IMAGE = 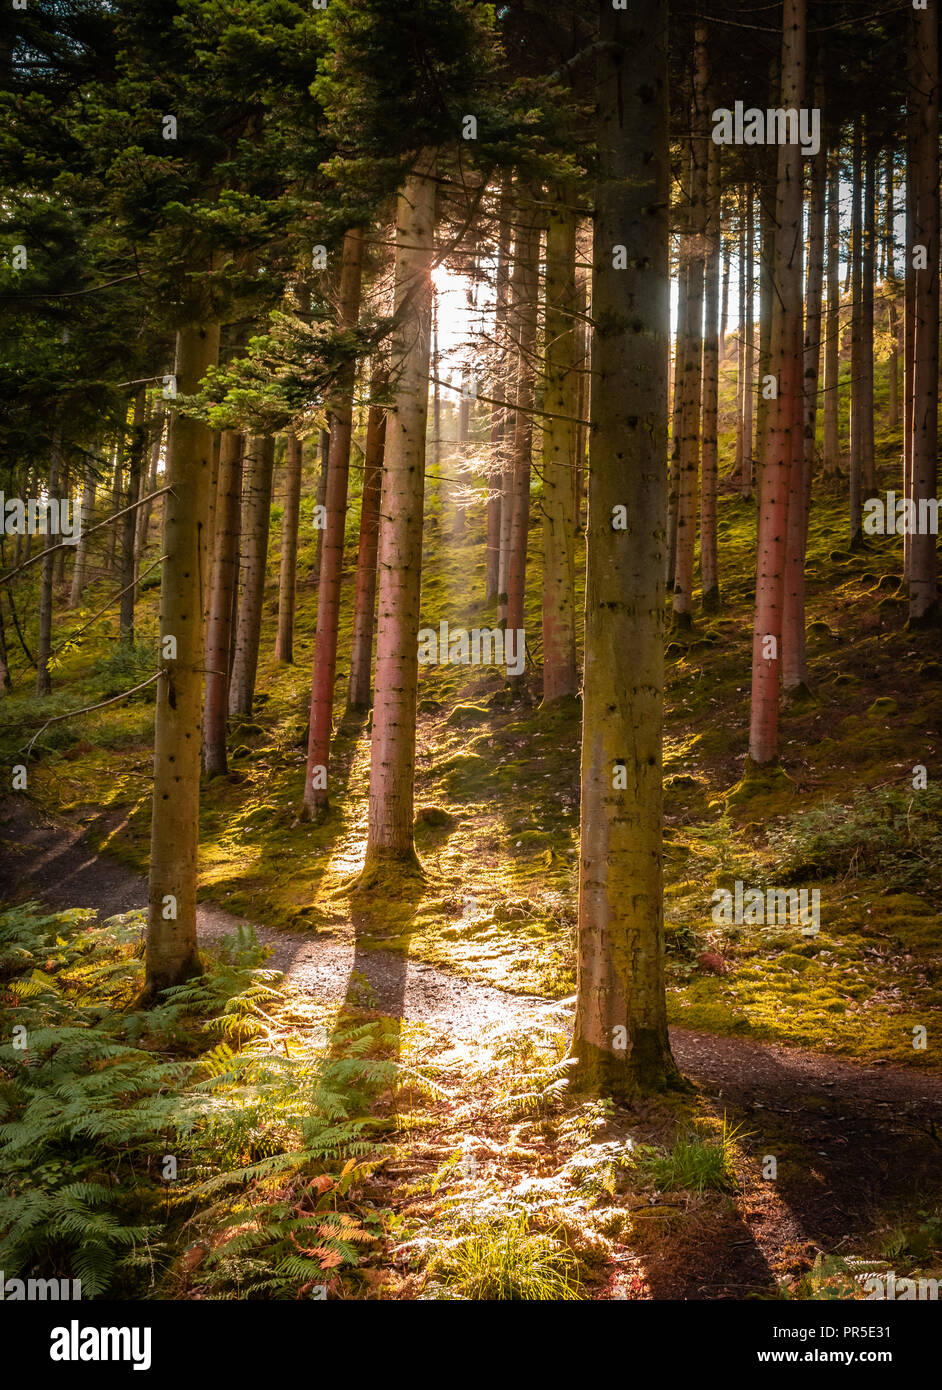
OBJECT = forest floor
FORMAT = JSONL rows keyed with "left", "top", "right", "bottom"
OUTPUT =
{"left": 3, "top": 390, "right": 942, "bottom": 1296}
{"left": 2, "top": 793, "right": 942, "bottom": 1299}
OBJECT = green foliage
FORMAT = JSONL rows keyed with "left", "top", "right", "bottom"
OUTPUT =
{"left": 879, "top": 1209, "right": 942, "bottom": 1263}
{"left": 778, "top": 1253, "right": 882, "bottom": 1301}
{"left": 767, "top": 784, "right": 942, "bottom": 893}
{"left": 0, "top": 904, "right": 390, "bottom": 1298}
{"left": 628, "top": 1117, "right": 746, "bottom": 1195}
{"left": 425, "top": 1209, "right": 580, "bottom": 1301}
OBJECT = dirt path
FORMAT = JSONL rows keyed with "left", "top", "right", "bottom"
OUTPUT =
{"left": 3, "top": 796, "right": 942, "bottom": 1298}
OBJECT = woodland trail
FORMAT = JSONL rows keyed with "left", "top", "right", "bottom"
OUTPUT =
{"left": 3, "top": 795, "right": 942, "bottom": 1297}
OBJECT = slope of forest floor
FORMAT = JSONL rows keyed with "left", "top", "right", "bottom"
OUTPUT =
{"left": 2, "top": 796, "right": 942, "bottom": 1299}
{"left": 2, "top": 398, "right": 942, "bottom": 1297}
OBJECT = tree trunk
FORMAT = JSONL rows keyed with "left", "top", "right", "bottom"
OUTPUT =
{"left": 362, "top": 160, "right": 436, "bottom": 876}
{"left": 348, "top": 368, "right": 388, "bottom": 712}
{"left": 309, "top": 426, "right": 328, "bottom": 581}
{"left": 861, "top": 129, "right": 877, "bottom": 497}
{"left": 503, "top": 205, "right": 540, "bottom": 644}
{"left": 541, "top": 187, "right": 578, "bottom": 702}
{"left": 823, "top": 149, "right": 842, "bottom": 476}
{"left": 144, "top": 320, "right": 219, "bottom": 997}
{"left": 35, "top": 428, "right": 62, "bottom": 696}
{"left": 107, "top": 435, "right": 123, "bottom": 574}
{"left": 486, "top": 179, "right": 512, "bottom": 601}
{"left": 54, "top": 463, "right": 68, "bottom": 587}
{"left": 783, "top": 115, "right": 825, "bottom": 696}
{"left": 755, "top": 154, "right": 776, "bottom": 488}
{"left": 700, "top": 133, "right": 721, "bottom": 610}
{"left": 452, "top": 382, "right": 471, "bottom": 539}
{"left": 572, "top": 0, "right": 678, "bottom": 1098}
{"left": 119, "top": 388, "right": 148, "bottom": 645}
{"left": 904, "top": 49, "right": 917, "bottom": 582}
{"left": 304, "top": 226, "right": 365, "bottom": 816}
{"left": 137, "top": 413, "right": 165, "bottom": 570}
{"left": 202, "top": 429, "right": 243, "bottom": 777}
{"left": 0, "top": 591, "right": 10, "bottom": 694}
{"left": 68, "top": 475, "right": 96, "bottom": 608}
{"left": 431, "top": 291, "right": 442, "bottom": 512}
{"left": 673, "top": 35, "right": 709, "bottom": 626}
{"left": 885, "top": 151, "right": 900, "bottom": 431}
{"left": 743, "top": 183, "right": 756, "bottom": 496}
{"left": 735, "top": 198, "right": 746, "bottom": 484}
{"left": 748, "top": 0, "right": 805, "bottom": 768}
{"left": 228, "top": 434, "right": 274, "bottom": 718}
{"left": 849, "top": 118, "right": 864, "bottom": 544}
{"left": 666, "top": 255, "right": 687, "bottom": 587}
{"left": 574, "top": 265, "right": 590, "bottom": 525}
{"left": 719, "top": 214, "right": 730, "bottom": 356}
{"left": 274, "top": 431, "right": 304, "bottom": 663}
{"left": 909, "top": 0, "right": 940, "bottom": 624}
{"left": 135, "top": 411, "right": 161, "bottom": 582}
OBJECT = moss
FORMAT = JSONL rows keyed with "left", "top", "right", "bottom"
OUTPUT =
{"left": 867, "top": 697, "right": 899, "bottom": 718}
{"left": 414, "top": 805, "right": 455, "bottom": 828}
{"left": 445, "top": 703, "right": 491, "bottom": 728}
{"left": 725, "top": 763, "right": 794, "bottom": 811}
{"left": 14, "top": 411, "right": 942, "bottom": 1083}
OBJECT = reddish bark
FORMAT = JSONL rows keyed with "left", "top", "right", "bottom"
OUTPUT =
{"left": 503, "top": 207, "right": 540, "bottom": 645}
{"left": 347, "top": 367, "right": 388, "bottom": 712}
{"left": 700, "top": 133, "right": 721, "bottom": 610}
{"left": 363, "top": 160, "right": 436, "bottom": 874}
{"left": 202, "top": 429, "right": 244, "bottom": 777}
{"left": 748, "top": 0, "right": 806, "bottom": 767}
{"left": 909, "top": 0, "right": 940, "bottom": 624}
{"left": 304, "top": 226, "right": 365, "bottom": 815}
{"left": 228, "top": 434, "right": 275, "bottom": 719}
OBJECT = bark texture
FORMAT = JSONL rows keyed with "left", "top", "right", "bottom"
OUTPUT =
{"left": 347, "top": 367, "right": 388, "bottom": 712}
{"left": 304, "top": 226, "right": 365, "bottom": 815}
{"left": 145, "top": 321, "right": 219, "bottom": 995}
{"left": 228, "top": 434, "right": 275, "bottom": 719}
{"left": 363, "top": 161, "right": 436, "bottom": 873}
{"left": 274, "top": 431, "right": 304, "bottom": 664}
{"left": 748, "top": 0, "right": 806, "bottom": 767}
{"left": 909, "top": 0, "right": 940, "bottom": 624}
{"left": 202, "top": 429, "right": 243, "bottom": 776}
{"left": 572, "top": 0, "right": 678, "bottom": 1097}
{"left": 541, "top": 189, "right": 579, "bottom": 702}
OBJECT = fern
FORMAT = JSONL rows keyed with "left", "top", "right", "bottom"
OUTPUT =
{"left": 0, "top": 904, "right": 392, "bottom": 1299}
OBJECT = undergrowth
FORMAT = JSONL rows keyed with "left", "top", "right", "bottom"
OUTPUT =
{"left": 0, "top": 901, "right": 391, "bottom": 1298}
{"left": 767, "top": 784, "right": 942, "bottom": 893}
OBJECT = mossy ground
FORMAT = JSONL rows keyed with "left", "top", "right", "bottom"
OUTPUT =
{"left": 4, "top": 356, "right": 942, "bottom": 1070}
{"left": 4, "top": 350, "right": 942, "bottom": 1295}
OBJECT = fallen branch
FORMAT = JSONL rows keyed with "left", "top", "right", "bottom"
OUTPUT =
{"left": 53, "top": 554, "right": 167, "bottom": 655}
{"left": 0, "top": 487, "right": 171, "bottom": 587}
{"left": 22, "top": 670, "right": 163, "bottom": 757}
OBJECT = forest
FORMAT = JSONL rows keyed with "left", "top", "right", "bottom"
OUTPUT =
{"left": 0, "top": 0, "right": 941, "bottom": 1349}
